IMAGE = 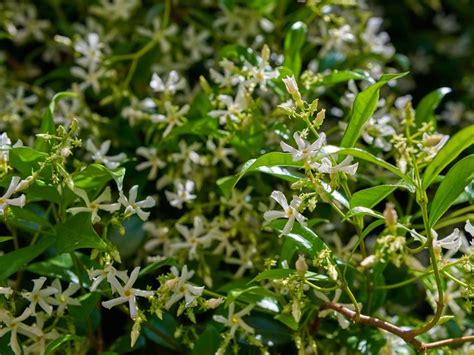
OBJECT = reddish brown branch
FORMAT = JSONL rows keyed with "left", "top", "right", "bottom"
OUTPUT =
{"left": 321, "top": 303, "right": 473, "bottom": 351}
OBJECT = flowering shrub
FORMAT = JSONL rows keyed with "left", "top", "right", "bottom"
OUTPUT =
{"left": 0, "top": 1, "right": 473, "bottom": 354}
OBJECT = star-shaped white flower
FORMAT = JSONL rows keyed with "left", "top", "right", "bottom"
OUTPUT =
{"left": 21, "top": 277, "right": 57, "bottom": 315}
{"left": 119, "top": 185, "right": 155, "bottom": 221}
{"left": 165, "top": 180, "right": 196, "bottom": 209}
{"left": 164, "top": 265, "right": 204, "bottom": 310}
{"left": 48, "top": 279, "right": 81, "bottom": 316}
{"left": 280, "top": 132, "right": 326, "bottom": 162}
{"left": 86, "top": 139, "right": 127, "bottom": 169}
{"left": 213, "top": 302, "right": 254, "bottom": 336}
{"left": 263, "top": 191, "right": 306, "bottom": 236}
{"left": 101, "top": 267, "right": 154, "bottom": 319}
{"left": 67, "top": 187, "right": 121, "bottom": 223}
{"left": 0, "top": 176, "right": 26, "bottom": 215}
{"left": 0, "top": 308, "right": 42, "bottom": 355}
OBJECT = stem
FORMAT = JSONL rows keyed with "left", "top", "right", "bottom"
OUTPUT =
{"left": 321, "top": 303, "right": 474, "bottom": 351}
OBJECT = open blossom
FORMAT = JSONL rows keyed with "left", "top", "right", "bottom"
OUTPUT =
{"left": 312, "top": 156, "right": 358, "bottom": 176}
{"left": 165, "top": 180, "right": 196, "bottom": 209}
{"left": 152, "top": 101, "right": 189, "bottom": 137}
{"left": 21, "top": 277, "right": 57, "bottom": 315}
{"left": 88, "top": 264, "right": 129, "bottom": 292}
{"left": 48, "top": 280, "right": 81, "bottom": 316}
{"left": 164, "top": 265, "right": 204, "bottom": 310}
{"left": 263, "top": 191, "right": 306, "bottom": 236}
{"left": 171, "top": 141, "right": 202, "bottom": 174}
{"left": 136, "top": 146, "right": 166, "bottom": 180}
{"left": 74, "top": 32, "right": 104, "bottom": 68}
{"left": 119, "top": 185, "right": 155, "bottom": 221}
{"left": 206, "top": 139, "right": 235, "bottom": 168}
{"left": 86, "top": 139, "right": 127, "bottom": 169}
{"left": 0, "top": 308, "right": 42, "bottom": 355}
{"left": 102, "top": 267, "right": 154, "bottom": 319}
{"left": 172, "top": 216, "right": 215, "bottom": 259}
{"left": 67, "top": 187, "right": 121, "bottom": 223}
{"left": 208, "top": 85, "right": 249, "bottom": 124}
{"left": 21, "top": 312, "right": 59, "bottom": 355}
{"left": 280, "top": 132, "right": 326, "bottom": 161}
{"left": 210, "top": 58, "right": 243, "bottom": 87}
{"left": 224, "top": 243, "right": 257, "bottom": 278}
{"left": 150, "top": 70, "right": 185, "bottom": 94}
{"left": 0, "top": 176, "right": 26, "bottom": 215}
{"left": 213, "top": 303, "right": 254, "bottom": 336}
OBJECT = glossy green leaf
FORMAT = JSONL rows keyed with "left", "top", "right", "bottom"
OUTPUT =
{"left": 54, "top": 213, "right": 108, "bottom": 253}
{"left": 73, "top": 164, "right": 126, "bottom": 192}
{"left": 274, "top": 313, "right": 299, "bottom": 331}
{"left": 350, "top": 184, "right": 405, "bottom": 209}
{"left": 423, "top": 125, "right": 474, "bottom": 189}
{"left": 218, "top": 152, "right": 303, "bottom": 197}
{"left": 9, "top": 146, "right": 48, "bottom": 176}
{"left": 308, "top": 70, "right": 369, "bottom": 88}
{"left": 45, "top": 334, "right": 79, "bottom": 354}
{"left": 0, "top": 236, "right": 55, "bottom": 281}
{"left": 415, "top": 87, "right": 451, "bottom": 127}
{"left": 250, "top": 268, "right": 296, "bottom": 283}
{"left": 283, "top": 21, "right": 307, "bottom": 77}
{"left": 35, "top": 92, "right": 76, "bottom": 152}
{"left": 191, "top": 325, "right": 220, "bottom": 355}
{"left": 341, "top": 72, "right": 408, "bottom": 148}
{"left": 270, "top": 220, "right": 330, "bottom": 257}
{"left": 226, "top": 286, "right": 282, "bottom": 312}
{"left": 326, "top": 146, "right": 414, "bottom": 186}
{"left": 429, "top": 154, "right": 474, "bottom": 227}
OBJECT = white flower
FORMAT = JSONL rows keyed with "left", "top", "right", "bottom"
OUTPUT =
{"left": 137, "top": 18, "right": 178, "bottom": 53}
{"left": 21, "top": 312, "right": 59, "bottom": 355}
{"left": 312, "top": 156, "right": 358, "bottom": 176}
{"left": 282, "top": 75, "right": 299, "bottom": 96}
{"left": 48, "top": 280, "right": 81, "bottom": 316}
{"left": 150, "top": 71, "right": 185, "bottom": 94}
{"left": 361, "top": 17, "right": 395, "bottom": 58}
{"left": 164, "top": 265, "right": 204, "bottom": 310}
{"left": 182, "top": 27, "right": 212, "bottom": 61}
{"left": 86, "top": 139, "right": 127, "bottom": 169}
{"left": 224, "top": 243, "right": 256, "bottom": 278}
{"left": 210, "top": 59, "right": 244, "bottom": 87}
{"left": 74, "top": 32, "right": 104, "bottom": 68}
{"left": 0, "top": 287, "right": 13, "bottom": 298}
{"left": 0, "top": 176, "right": 26, "bottom": 215}
{"left": 433, "top": 228, "right": 462, "bottom": 253}
{"left": 0, "top": 308, "right": 41, "bottom": 355}
{"left": 280, "top": 132, "right": 326, "bottom": 161}
{"left": 119, "top": 185, "right": 155, "bottom": 221}
{"left": 206, "top": 139, "right": 235, "bottom": 168}
{"left": 136, "top": 146, "right": 166, "bottom": 180}
{"left": 0, "top": 132, "right": 22, "bottom": 168}
{"left": 263, "top": 191, "right": 306, "bottom": 236}
{"left": 22, "top": 277, "right": 57, "bottom": 315}
{"left": 67, "top": 187, "right": 121, "bottom": 223}
{"left": 165, "top": 180, "right": 196, "bottom": 209}
{"left": 102, "top": 267, "right": 154, "bottom": 319}
{"left": 88, "top": 264, "right": 129, "bottom": 292}
{"left": 465, "top": 220, "right": 474, "bottom": 236}
{"left": 143, "top": 224, "right": 170, "bottom": 253}
{"left": 71, "top": 65, "right": 106, "bottom": 93}
{"left": 361, "top": 115, "right": 396, "bottom": 151}
{"left": 172, "top": 216, "right": 214, "bottom": 260}
{"left": 171, "top": 141, "right": 202, "bottom": 174}
{"left": 222, "top": 186, "right": 253, "bottom": 218}
{"left": 208, "top": 85, "right": 249, "bottom": 124}
{"left": 5, "top": 87, "right": 38, "bottom": 116}
{"left": 152, "top": 101, "right": 189, "bottom": 137}
{"left": 213, "top": 303, "right": 254, "bottom": 336}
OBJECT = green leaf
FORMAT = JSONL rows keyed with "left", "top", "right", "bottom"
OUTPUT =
{"left": 350, "top": 184, "right": 405, "bottom": 209}
{"left": 9, "top": 147, "right": 48, "bottom": 176}
{"left": 0, "top": 236, "right": 14, "bottom": 243}
{"left": 27, "top": 253, "right": 81, "bottom": 283}
{"left": 341, "top": 72, "right": 408, "bottom": 148}
{"left": 250, "top": 269, "right": 296, "bottom": 283}
{"left": 45, "top": 334, "right": 79, "bottom": 354}
{"left": 270, "top": 220, "right": 330, "bottom": 258}
{"left": 0, "top": 236, "right": 55, "bottom": 281}
{"left": 73, "top": 164, "right": 125, "bottom": 192}
{"left": 326, "top": 146, "right": 414, "bottom": 186}
{"left": 54, "top": 213, "right": 108, "bottom": 253}
{"left": 308, "top": 70, "right": 369, "bottom": 89}
{"left": 429, "top": 154, "right": 474, "bottom": 227}
{"left": 226, "top": 286, "right": 282, "bottom": 312}
{"left": 218, "top": 152, "right": 303, "bottom": 197}
{"left": 139, "top": 257, "right": 178, "bottom": 277}
{"left": 415, "top": 87, "right": 451, "bottom": 127}
{"left": 191, "top": 325, "right": 220, "bottom": 355}
{"left": 274, "top": 313, "right": 299, "bottom": 331}
{"left": 423, "top": 125, "right": 474, "bottom": 189}
{"left": 35, "top": 92, "right": 76, "bottom": 152}
{"left": 283, "top": 21, "right": 307, "bottom": 77}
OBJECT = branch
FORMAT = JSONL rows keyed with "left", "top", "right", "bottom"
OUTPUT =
{"left": 321, "top": 303, "right": 473, "bottom": 351}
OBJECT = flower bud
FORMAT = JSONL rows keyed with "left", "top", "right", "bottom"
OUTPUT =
{"left": 295, "top": 255, "right": 308, "bottom": 276}
{"left": 383, "top": 202, "right": 398, "bottom": 233}
{"left": 292, "top": 300, "right": 301, "bottom": 322}
{"left": 205, "top": 298, "right": 224, "bottom": 309}
{"left": 282, "top": 76, "right": 299, "bottom": 96}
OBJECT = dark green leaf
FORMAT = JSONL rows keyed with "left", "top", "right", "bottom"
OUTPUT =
{"left": 54, "top": 213, "right": 108, "bottom": 253}
{"left": 429, "top": 154, "right": 474, "bottom": 227}
{"left": 73, "top": 164, "right": 125, "bottom": 193}
{"left": 423, "top": 125, "right": 474, "bottom": 189}
{"left": 191, "top": 325, "right": 220, "bottom": 355}
{"left": 139, "top": 257, "right": 178, "bottom": 277}
{"left": 415, "top": 87, "right": 451, "bottom": 127}
{"left": 0, "top": 236, "right": 55, "bottom": 281}
{"left": 341, "top": 72, "right": 408, "bottom": 148}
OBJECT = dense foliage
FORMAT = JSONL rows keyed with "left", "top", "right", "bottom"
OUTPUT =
{"left": 0, "top": 0, "right": 472, "bottom": 354}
